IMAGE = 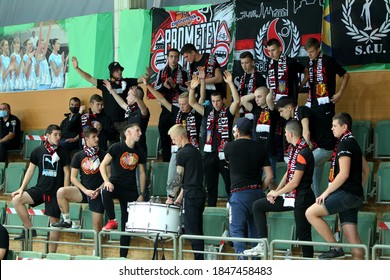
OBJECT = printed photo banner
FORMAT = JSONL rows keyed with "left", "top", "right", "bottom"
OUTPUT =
{"left": 149, "top": 1, "right": 235, "bottom": 98}
{"left": 329, "top": 0, "right": 390, "bottom": 66}
{"left": 0, "top": 21, "right": 69, "bottom": 92}
{"left": 233, "top": 0, "right": 323, "bottom": 80}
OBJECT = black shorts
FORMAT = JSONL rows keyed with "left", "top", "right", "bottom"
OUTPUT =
{"left": 78, "top": 188, "right": 104, "bottom": 214}
{"left": 26, "top": 186, "right": 61, "bottom": 219}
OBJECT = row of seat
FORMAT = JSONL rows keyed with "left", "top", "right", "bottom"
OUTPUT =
{"left": 5, "top": 209, "right": 390, "bottom": 260}
{"left": 8, "top": 250, "right": 124, "bottom": 260}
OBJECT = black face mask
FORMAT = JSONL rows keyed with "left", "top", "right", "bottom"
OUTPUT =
{"left": 69, "top": 107, "right": 79, "bottom": 114}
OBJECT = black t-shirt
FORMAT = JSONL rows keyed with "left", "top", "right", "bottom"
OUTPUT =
{"left": 71, "top": 149, "right": 107, "bottom": 190}
{"left": 251, "top": 105, "right": 278, "bottom": 151}
{"left": 30, "top": 145, "right": 70, "bottom": 193}
{"left": 190, "top": 53, "right": 224, "bottom": 100}
{"left": 335, "top": 138, "right": 363, "bottom": 197}
{"left": 176, "top": 143, "right": 206, "bottom": 198}
{"left": 297, "top": 106, "right": 335, "bottom": 150}
{"left": 0, "top": 224, "right": 9, "bottom": 259}
{"left": 97, "top": 78, "right": 138, "bottom": 122}
{"left": 60, "top": 114, "right": 79, "bottom": 139}
{"left": 202, "top": 105, "right": 235, "bottom": 151}
{"left": 0, "top": 114, "right": 21, "bottom": 148}
{"left": 224, "top": 138, "right": 270, "bottom": 190}
{"left": 309, "top": 54, "right": 347, "bottom": 109}
{"left": 267, "top": 57, "right": 305, "bottom": 105}
{"left": 108, "top": 141, "right": 146, "bottom": 190}
{"left": 126, "top": 106, "right": 150, "bottom": 154}
{"left": 293, "top": 145, "right": 315, "bottom": 208}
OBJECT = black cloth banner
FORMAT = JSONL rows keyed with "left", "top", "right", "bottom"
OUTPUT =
{"left": 329, "top": 0, "right": 390, "bottom": 66}
{"left": 233, "top": 0, "right": 323, "bottom": 79}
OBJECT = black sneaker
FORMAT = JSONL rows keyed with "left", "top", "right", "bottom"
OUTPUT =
{"left": 318, "top": 248, "right": 345, "bottom": 259}
{"left": 51, "top": 219, "right": 72, "bottom": 228}
{"left": 14, "top": 229, "right": 37, "bottom": 240}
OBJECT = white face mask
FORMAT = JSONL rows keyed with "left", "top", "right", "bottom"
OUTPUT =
{"left": 0, "top": 111, "right": 8, "bottom": 118}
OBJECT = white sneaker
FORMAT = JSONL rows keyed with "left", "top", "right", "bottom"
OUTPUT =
{"left": 243, "top": 240, "right": 268, "bottom": 256}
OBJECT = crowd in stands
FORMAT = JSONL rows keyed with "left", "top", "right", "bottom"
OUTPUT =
{"left": 1, "top": 37, "right": 370, "bottom": 261}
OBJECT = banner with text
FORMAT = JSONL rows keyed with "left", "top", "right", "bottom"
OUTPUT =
{"left": 149, "top": 1, "right": 235, "bottom": 97}
{"left": 329, "top": 0, "right": 390, "bottom": 66}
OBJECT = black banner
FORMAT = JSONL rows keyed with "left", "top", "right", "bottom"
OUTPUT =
{"left": 233, "top": 0, "right": 323, "bottom": 80}
{"left": 330, "top": 0, "right": 390, "bottom": 65}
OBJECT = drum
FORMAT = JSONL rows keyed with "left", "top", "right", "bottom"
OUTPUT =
{"left": 126, "top": 202, "right": 182, "bottom": 235}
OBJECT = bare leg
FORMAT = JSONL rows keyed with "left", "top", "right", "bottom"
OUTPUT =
{"left": 305, "top": 203, "right": 336, "bottom": 242}
{"left": 342, "top": 223, "right": 364, "bottom": 259}
{"left": 12, "top": 192, "right": 34, "bottom": 229}
{"left": 49, "top": 216, "right": 60, "bottom": 253}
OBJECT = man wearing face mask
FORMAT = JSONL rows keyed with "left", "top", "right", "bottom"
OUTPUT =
{"left": 0, "top": 103, "right": 21, "bottom": 162}
{"left": 60, "top": 97, "right": 82, "bottom": 154}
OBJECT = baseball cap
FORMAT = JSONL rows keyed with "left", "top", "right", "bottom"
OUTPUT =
{"left": 108, "top": 62, "right": 124, "bottom": 74}
{"left": 235, "top": 117, "right": 253, "bottom": 134}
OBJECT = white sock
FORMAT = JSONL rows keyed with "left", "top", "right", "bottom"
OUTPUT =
{"left": 62, "top": 213, "right": 70, "bottom": 223}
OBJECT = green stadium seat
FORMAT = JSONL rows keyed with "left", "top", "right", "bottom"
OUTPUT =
{"left": 4, "top": 166, "right": 24, "bottom": 194}
{"left": 203, "top": 207, "right": 229, "bottom": 245}
{"left": 275, "top": 161, "right": 287, "bottom": 185}
{"left": 374, "top": 120, "right": 390, "bottom": 158}
{"left": 17, "top": 251, "right": 43, "bottom": 260}
{"left": 150, "top": 161, "right": 169, "bottom": 197}
{"left": 73, "top": 255, "right": 101, "bottom": 260}
{"left": 312, "top": 214, "right": 338, "bottom": 253}
{"left": 379, "top": 212, "right": 390, "bottom": 257}
{"left": 376, "top": 162, "right": 390, "bottom": 203}
{"left": 267, "top": 211, "right": 295, "bottom": 251}
{"left": 146, "top": 126, "right": 160, "bottom": 159}
{"left": 45, "top": 253, "right": 72, "bottom": 260}
{"left": 352, "top": 120, "right": 371, "bottom": 155}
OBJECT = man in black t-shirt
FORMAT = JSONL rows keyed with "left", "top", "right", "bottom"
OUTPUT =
{"left": 276, "top": 97, "right": 334, "bottom": 197}
{"left": 166, "top": 124, "right": 206, "bottom": 260}
{"left": 189, "top": 70, "right": 240, "bottom": 206}
{"left": 245, "top": 120, "right": 315, "bottom": 258}
{"left": 153, "top": 48, "right": 189, "bottom": 162}
{"left": 224, "top": 117, "right": 273, "bottom": 258}
{"left": 306, "top": 112, "right": 367, "bottom": 260}
{"left": 303, "top": 38, "right": 350, "bottom": 127}
{"left": 0, "top": 224, "right": 9, "bottom": 260}
{"left": 99, "top": 123, "right": 147, "bottom": 258}
{"left": 52, "top": 127, "right": 106, "bottom": 233}
{"left": 72, "top": 56, "right": 150, "bottom": 135}
{"left": 11, "top": 124, "right": 70, "bottom": 253}
{"left": 0, "top": 103, "right": 21, "bottom": 162}
{"left": 181, "top": 43, "right": 224, "bottom": 103}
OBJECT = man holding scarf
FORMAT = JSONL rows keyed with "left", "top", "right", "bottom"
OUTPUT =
{"left": 11, "top": 124, "right": 70, "bottom": 253}
{"left": 189, "top": 70, "right": 240, "bottom": 206}
{"left": 303, "top": 38, "right": 350, "bottom": 128}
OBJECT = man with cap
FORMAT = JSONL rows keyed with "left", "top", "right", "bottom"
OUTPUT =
{"left": 71, "top": 56, "right": 150, "bottom": 136}
{"left": 224, "top": 117, "right": 273, "bottom": 259}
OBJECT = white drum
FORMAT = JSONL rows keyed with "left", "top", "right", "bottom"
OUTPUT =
{"left": 126, "top": 202, "right": 182, "bottom": 235}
